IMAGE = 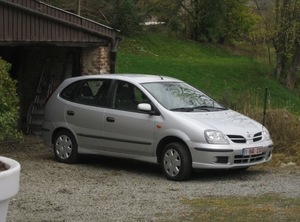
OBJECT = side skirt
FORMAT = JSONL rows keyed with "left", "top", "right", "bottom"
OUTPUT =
{"left": 78, "top": 147, "right": 158, "bottom": 164}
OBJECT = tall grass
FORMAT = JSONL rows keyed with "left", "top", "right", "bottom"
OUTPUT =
{"left": 116, "top": 32, "right": 300, "bottom": 156}
{"left": 220, "top": 91, "right": 300, "bottom": 158}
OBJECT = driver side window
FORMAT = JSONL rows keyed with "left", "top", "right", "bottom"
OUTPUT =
{"left": 113, "top": 81, "right": 150, "bottom": 111}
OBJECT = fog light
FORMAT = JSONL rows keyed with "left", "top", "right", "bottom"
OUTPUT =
{"left": 212, "top": 156, "right": 229, "bottom": 164}
{"left": 212, "top": 157, "right": 218, "bottom": 163}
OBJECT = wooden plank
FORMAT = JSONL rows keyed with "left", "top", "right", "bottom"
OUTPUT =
{"left": 63, "top": 13, "right": 68, "bottom": 41}
{"left": 24, "top": 12, "right": 30, "bottom": 41}
{"left": 51, "top": 10, "right": 57, "bottom": 41}
{"left": 47, "top": 7, "right": 52, "bottom": 41}
{"left": 21, "top": 10, "right": 26, "bottom": 41}
{"left": 7, "top": 5, "right": 15, "bottom": 41}
{"left": 40, "top": 15, "right": 44, "bottom": 41}
{"left": 58, "top": 11, "right": 63, "bottom": 41}
{"left": 17, "top": 8, "right": 22, "bottom": 41}
{"left": 0, "top": 6, "right": 3, "bottom": 40}
{"left": 4, "top": 5, "right": 11, "bottom": 40}
{"left": 37, "top": 14, "right": 40, "bottom": 41}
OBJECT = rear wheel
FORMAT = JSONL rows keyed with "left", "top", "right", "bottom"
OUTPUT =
{"left": 53, "top": 130, "right": 79, "bottom": 163}
{"left": 161, "top": 142, "right": 192, "bottom": 181}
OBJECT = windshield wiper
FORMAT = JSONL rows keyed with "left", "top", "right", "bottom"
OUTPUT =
{"left": 193, "top": 106, "right": 227, "bottom": 111}
{"left": 170, "top": 106, "right": 227, "bottom": 112}
{"left": 170, "top": 107, "right": 194, "bottom": 112}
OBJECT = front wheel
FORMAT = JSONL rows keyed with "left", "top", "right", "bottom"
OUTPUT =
{"left": 53, "top": 130, "right": 79, "bottom": 164}
{"left": 161, "top": 142, "right": 192, "bottom": 181}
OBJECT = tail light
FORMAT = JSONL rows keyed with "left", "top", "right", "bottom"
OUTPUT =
{"left": 44, "top": 85, "right": 60, "bottom": 106}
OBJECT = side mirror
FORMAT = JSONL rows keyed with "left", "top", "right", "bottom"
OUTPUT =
{"left": 138, "top": 103, "right": 160, "bottom": 115}
{"left": 137, "top": 103, "right": 152, "bottom": 112}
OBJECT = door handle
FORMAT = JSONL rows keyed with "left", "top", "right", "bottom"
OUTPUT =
{"left": 67, "top": 110, "right": 75, "bottom": 116}
{"left": 106, "top": 117, "right": 115, "bottom": 122}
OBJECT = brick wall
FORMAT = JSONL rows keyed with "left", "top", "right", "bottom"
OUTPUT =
{"left": 81, "top": 45, "right": 111, "bottom": 75}
{"left": 99, "top": 46, "right": 111, "bottom": 74}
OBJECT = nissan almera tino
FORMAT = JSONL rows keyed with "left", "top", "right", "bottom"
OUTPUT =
{"left": 42, "top": 74, "right": 274, "bottom": 181}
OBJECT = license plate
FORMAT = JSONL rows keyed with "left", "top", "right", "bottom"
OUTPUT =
{"left": 242, "top": 147, "right": 263, "bottom": 156}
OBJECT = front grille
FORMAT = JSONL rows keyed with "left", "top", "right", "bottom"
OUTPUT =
{"left": 227, "top": 132, "right": 263, "bottom": 143}
{"left": 227, "top": 135, "right": 246, "bottom": 143}
{"left": 234, "top": 153, "right": 265, "bottom": 164}
{"left": 253, "top": 132, "right": 262, "bottom": 142}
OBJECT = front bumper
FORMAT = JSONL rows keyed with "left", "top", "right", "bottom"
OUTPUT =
{"left": 188, "top": 141, "right": 274, "bottom": 169}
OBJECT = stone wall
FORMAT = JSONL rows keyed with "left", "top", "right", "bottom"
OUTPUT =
{"left": 81, "top": 45, "right": 111, "bottom": 75}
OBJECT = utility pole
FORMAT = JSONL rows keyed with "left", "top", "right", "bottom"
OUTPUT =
{"left": 77, "top": 0, "right": 81, "bottom": 15}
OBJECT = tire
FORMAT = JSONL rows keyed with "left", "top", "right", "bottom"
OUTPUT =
{"left": 161, "top": 142, "right": 192, "bottom": 181}
{"left": 53, "top": 130, "right": 79, "bottom": 164}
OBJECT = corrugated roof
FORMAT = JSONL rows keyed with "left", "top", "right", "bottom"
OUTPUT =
{"left": 0, "top": 0, "right": 118, "bottom": 46}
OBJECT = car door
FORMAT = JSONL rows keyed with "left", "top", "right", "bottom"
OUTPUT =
{"left": 65, "top": 79, "right": 112, "bottom": 151}
{"left": 103, "top": 80, "right": 156, "bottom": 156}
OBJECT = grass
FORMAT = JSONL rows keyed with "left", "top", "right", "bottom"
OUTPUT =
{"left": 116, "top": 33, "right": 300, "bottom": 114}
{"left": 171, "top": 194, "right": 300, "bottom": 222}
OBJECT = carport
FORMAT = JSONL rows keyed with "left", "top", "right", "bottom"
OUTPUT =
{"left": 0, "top": 0, "right": 120, "bottom": 132}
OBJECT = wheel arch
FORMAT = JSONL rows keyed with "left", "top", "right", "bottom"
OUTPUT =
{"left": 51, "top": 127, "right": 76, "bottom": 145}
{"left": 156, "top": 136, "right": 191, "bottom": 164}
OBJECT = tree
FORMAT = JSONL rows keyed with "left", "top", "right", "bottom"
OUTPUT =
{"left": 253, "top": 0, "right": 300, "bottom": 90}
{"left": 114, "top": 0, "right": 140, "bottom": 36}
{"left": 42, "top": 0, "right": 119, "bottom": 26}
{"left": 223, "top": 0, "right": 260, "bottom": 44}
{"left": 196, "top": 0, "right": 227, "bottom": 43}
{"left": 286, "top": 44, "right": 300, "bottom": 89}
{"left": 77, "top": 0, "right": 81, "bottom": 15}
{"left": 137, "top": 0, "right": 258, "bottom": 44}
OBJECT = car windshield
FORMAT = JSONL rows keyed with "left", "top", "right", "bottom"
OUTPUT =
{"left": 142, "top": 82, "right": 226, "bottom": 112}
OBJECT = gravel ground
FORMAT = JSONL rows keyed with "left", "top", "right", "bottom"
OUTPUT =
{"left": 1, "top": 135, "right": 300, "bottom": 222}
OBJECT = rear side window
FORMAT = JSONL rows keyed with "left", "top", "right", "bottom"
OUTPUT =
{"left": 60, "top": 82, "right": 79, "bottom": 100}
{"left": 74, "top": 79, "right": 111, "bottom": 107}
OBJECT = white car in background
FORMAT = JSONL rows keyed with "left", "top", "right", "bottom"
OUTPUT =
{"left": 42, "top": 74, "right": 274, "bottom": 181}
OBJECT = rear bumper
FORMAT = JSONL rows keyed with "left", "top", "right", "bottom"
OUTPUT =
{"left": 41, "top": 121, "right": 55, "bottom": 148}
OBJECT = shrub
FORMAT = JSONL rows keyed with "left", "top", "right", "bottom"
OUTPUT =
{"left": 0, "top": 58, "right": 22, "bottom": 141}
{"left": 241, "top": 108, "right": 300, "bottom": 157}
{"left": 220, "top": 90, "right": 300, "bottom": 156}
{"left": 262, "top": 109, "right": 300, "bottom": 155}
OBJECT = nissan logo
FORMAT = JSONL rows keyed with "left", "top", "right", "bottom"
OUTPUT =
{"left": 246, "top": 132, "right": 251, "bottom": 138}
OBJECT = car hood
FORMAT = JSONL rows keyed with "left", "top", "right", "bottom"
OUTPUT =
{"left": 176, "top": 109, "right": 263, "bottom": 135}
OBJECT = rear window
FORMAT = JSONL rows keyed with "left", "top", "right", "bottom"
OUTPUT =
{"left": 60, "top": 79, "right": 112, "bottom": 107}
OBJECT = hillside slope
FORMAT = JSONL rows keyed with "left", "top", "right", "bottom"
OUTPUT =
{"left": 116, "top": 33, "right": 300, "bottom": 114}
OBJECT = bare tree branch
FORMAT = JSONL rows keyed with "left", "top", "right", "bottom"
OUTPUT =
{"left": 99, "top": 9, "right": 110, "bottom": 24}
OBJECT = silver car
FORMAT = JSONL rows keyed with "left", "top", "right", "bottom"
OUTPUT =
{"left": 42, "top": 74, "right": 274, "bottom": 181}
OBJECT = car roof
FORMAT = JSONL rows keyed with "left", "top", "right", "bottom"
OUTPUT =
{"left": 63, "top": 74, "right": 182, "bottom": 84}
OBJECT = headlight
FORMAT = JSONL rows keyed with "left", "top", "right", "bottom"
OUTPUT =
{"left": 262, "top": 127, "right": 271, "bottom": 141}
{"left": 204, "top": 130, "right": 229, "bottom": 144}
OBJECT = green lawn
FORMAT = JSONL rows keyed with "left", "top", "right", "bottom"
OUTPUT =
{"left": 116, "top": 33, "right": 300, "bottom": 114}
